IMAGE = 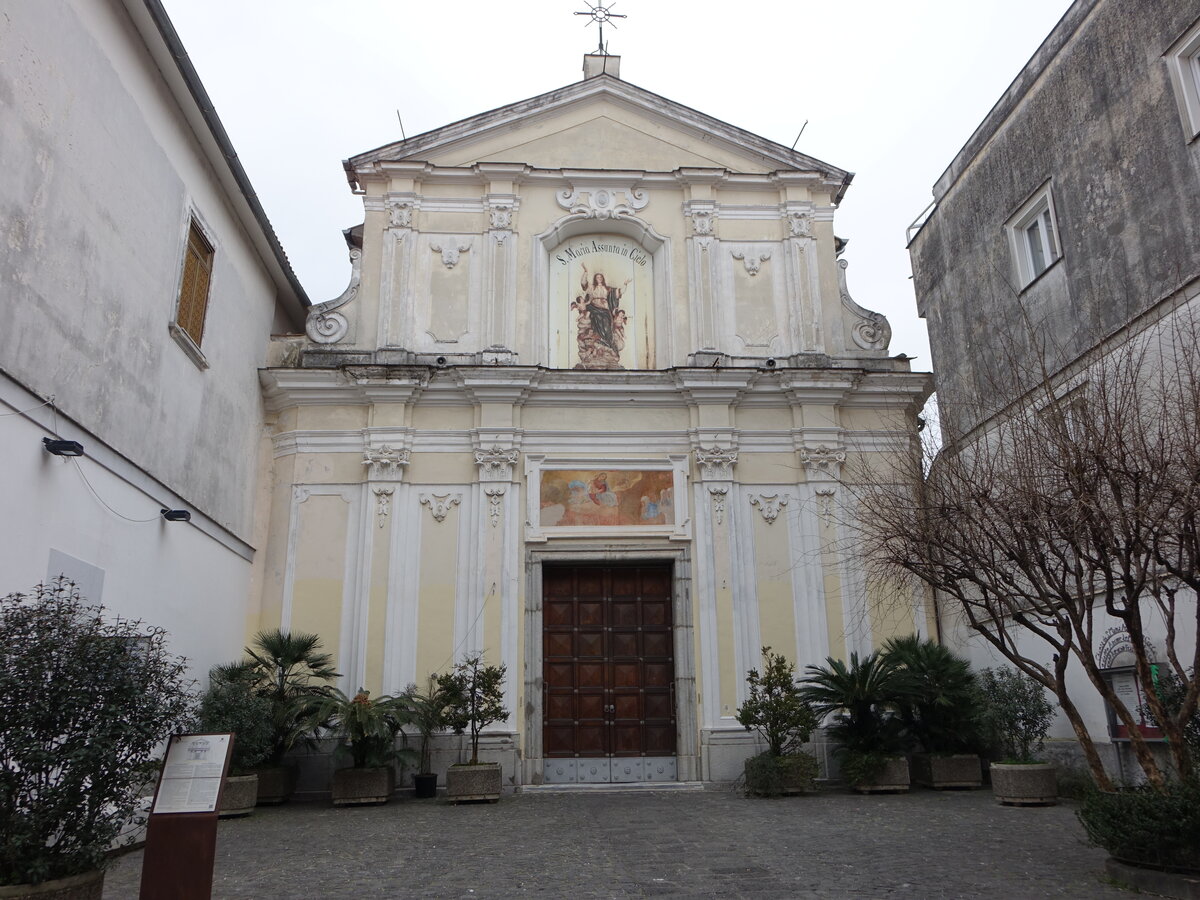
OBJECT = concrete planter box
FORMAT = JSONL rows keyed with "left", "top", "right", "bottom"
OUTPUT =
{"left": 446, "top": 762, "right": 502, "bottom": 803}
{"left": 1105, "top": 858, "right": 1200, "bottom": 900}
{"left": 852, "top": 756, "right": 910, "bottom": 793}
{"left": 0, "top": 870, "right": 104, "bottom": 899}
{"left": 331, "top": 766, "right": 395, "bottom": 806}
{"left": 218, "top": 774, "right": 258, "bottom": 818}
{"left": 912, "top": 753, "right": 982, "bottom": 789}
{"left": 250, "top": 765, "right": 298, "bottom": 805}
{"left": 990, "top": 762, "right": 1057, "bottom": 806}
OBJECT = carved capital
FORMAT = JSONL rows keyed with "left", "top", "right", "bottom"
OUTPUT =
{"left": 363, "top": 444, "right": 411, "bottom": 481}
{"left": 420, "top": 492, "right": 461, "bottom": 523}
{"left": 474, "top": 446, "right": 520, "bottom": 482}
{"left": 798, "top": 444, "right": 846, "bottom": 481}
{"left": 749, "top": 493, "right": 788, "bottom": 524}
{"left": 387, "top": 199, "right": 415, "bottom": 229}
{"left": 488, "top": 204, "right": 514, "bottom": 230}
{"left": 694, "top": 446, "right": 738, "bottom": 480}
{"left": 785, "top": 210, "right": 812, "bottom": 238}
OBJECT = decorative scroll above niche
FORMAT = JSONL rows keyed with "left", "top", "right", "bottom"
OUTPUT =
{"left": 838, "top": 259, "right": 892, "bottom": 352}
{"left": 556, "top": 185, "right": 649, "bottom": 221}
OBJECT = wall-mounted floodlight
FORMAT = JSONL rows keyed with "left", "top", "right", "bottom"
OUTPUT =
{"left": 160, "top": 508, "right": 191, "bottom": 522}
{"left": 43, "top": 437, "right": 84, "bottom": 457}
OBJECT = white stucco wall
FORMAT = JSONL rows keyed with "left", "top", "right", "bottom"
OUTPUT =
{"left": 0, "top": 0, "right": 291, "bottom": 539}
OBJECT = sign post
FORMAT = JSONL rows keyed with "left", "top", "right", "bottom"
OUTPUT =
{"left": 139, "top": 733, "right": 233, "bottom": 900}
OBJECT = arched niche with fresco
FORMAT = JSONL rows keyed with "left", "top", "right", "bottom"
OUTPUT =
{"left": 533, "top": 211, "right": 673, "bottom": 370}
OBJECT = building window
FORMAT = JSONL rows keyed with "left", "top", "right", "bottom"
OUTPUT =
{"left": 1165, "top": 19, "right": 1200, "bottom": 139}
{"left": 168, "top": 217, "right": 213, "bottom": 369}
{"left": 1006, "top": 187, "right": 1061, "bottom": 288}
{"left": 176, "top": 219, "right": 213, "bottom": 345}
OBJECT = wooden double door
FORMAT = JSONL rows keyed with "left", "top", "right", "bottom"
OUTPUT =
{"left": 542, "top": 564, "right": 676, "bottom": 766}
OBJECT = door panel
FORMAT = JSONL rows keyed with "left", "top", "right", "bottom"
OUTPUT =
{"left": 542, "top": 564, "right": 676, "bottom": 762}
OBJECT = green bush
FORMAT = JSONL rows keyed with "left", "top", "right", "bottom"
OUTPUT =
{"left": 743, "top": 751, "right": 819, "bottom": 797}
{"left": 214, "top": 629, "right": 339, "bottom": 766}
{"left": 1077, "top": 780, "right": 1200, "bottom": 872}
{"left": 197, "top": 669, "right": 274, "bottom": 775}
{"left": 976, "top": 667, "right": 1055, "bottom": 763}
{"left": 0, "top": 579, "right": 194, "bottom": 886}
{"left": 800, "top": 651, "right": 906, "bottom": 755}
{"left": 883, "top": 636, "right": 979, "bottom": 754}
{"left": 437, "top": 654, "right": 509, "bottom": 766}
{"left": 737, "top": 647, "right": 818, "bottom": 757}
{"left": 841, "top": 750, "right": 894, "bottom": 788}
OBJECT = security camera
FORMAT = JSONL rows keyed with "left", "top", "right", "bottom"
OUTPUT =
{"left": 765, "top": 358, "right": 777, "bottom": 369}
{"left": 435, "top": 356, "right": 447, "bottom": 367}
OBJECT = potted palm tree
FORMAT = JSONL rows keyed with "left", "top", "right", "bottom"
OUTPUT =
{"left": 977, "top": 667, "right": 1058, "bottom": 805}
{"left": 296, "top": 688, "right": 416, "bottom": 805}
{"left": 440, "top": 654, "right": 509, "bottom": 803}
{"left": 404, "top": 676, "right": 452, "bottom": 799}
{"left": 736, "top": 647, "right": 820, "bottom": 796}
{"left": 196, "top": 667, "right": 274, "bottom": 817}
{"left": 801, "top": 651, "right": 910, "bottom": 792}
{"left": 884, "top": 636, "right": 982, "bottom": 789}
{"left": 214, "top": 629, "right": 339, "bottom": 804}
{"left": 0, "top": 579, "right": 193, "bottom": 899}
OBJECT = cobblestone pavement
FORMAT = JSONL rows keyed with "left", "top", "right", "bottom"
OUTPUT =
{"left": 103, "top": 786, "right": 1127, "bottom": 899}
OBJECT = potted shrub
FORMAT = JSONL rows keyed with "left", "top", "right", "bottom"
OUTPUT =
{"left": 0, "top": 579, "right": 193, "bottom": 898}
{"left": 884, "top": 636, "right": 982, "bottom": 789}
{"left": 296, "top": 688, "right": 416, "bottom": 805}
{"left": 403, "top": 676, "right": 452, "bottom": 799}
{"left": 801, "top": 651, "right": 910, "bottom": 792}
{"left": 196, "top": 667, "right": 274, "bottom": 817}
{"left": 439, "top": 654, "right": 509, "bottom": 803}
{"left": 977, "top": 667, "right": 1057, "bottom": 805}
{"left": 215, "top": 629, "right": 339, "bottom": 804}
{"left": 736, "top": 647, "right": 820, "bottom": 796}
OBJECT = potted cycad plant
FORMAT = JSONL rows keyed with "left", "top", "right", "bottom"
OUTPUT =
{"left": 737, "top": 647, "right": 820, "bottom": 796}
{"left": 296, "top": 688, "right": 416, "bottom": 805}
{"left": 404, "top": 676, "right": 452, "bottom": 799}
{"left": 801, "top": 651, "right": 910, "bottom": 792}
{"left": 977, "top": 666, "right": 1058, "bottom": 805}
{"left": 0, "top": 579, "right": 192, "bottom": 898}
{"left": 214, "top": 629, "right": 339, "bottom": 804}
{"left": 440, "top": 654, "right": 509, "bottom": 803}
{"left": 885, "top": 636, "right": 982, "bottom": 789}
{"left": 196, "top": 666, "right": 274, "bottom": 817}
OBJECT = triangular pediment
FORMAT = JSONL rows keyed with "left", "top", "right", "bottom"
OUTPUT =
{"left": 349, "top": 75, "right": 850, "bottom": 185}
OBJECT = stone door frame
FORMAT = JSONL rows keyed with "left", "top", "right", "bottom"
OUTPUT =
{"left": 523, "top": 544, "right": 698, "bottom": 785}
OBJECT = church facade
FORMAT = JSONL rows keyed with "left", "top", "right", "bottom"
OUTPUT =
{"left": 258, "top": 55, "right": 931, "bottom": 786}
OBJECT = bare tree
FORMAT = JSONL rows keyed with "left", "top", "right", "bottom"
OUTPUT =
{"left": 849, "top": 310, "right": 1200, "bottom": 791}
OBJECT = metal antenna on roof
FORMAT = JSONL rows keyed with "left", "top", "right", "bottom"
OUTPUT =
{"left": 396, "top": 111, "right": 407, "bottom": 141}
{"left": 575, "top": 2, "right": 627, "bottom": 54}
{"left": 791, "top": 120, "right": 809, "bottom": 150}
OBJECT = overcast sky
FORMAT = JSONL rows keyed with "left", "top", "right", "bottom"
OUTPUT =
{"left": 161, "top": 0, "right": 1075, "bottom": 366}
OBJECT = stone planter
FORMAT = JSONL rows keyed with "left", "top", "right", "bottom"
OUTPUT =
{"left": 332, "top": 766, "right": 395, "bottom": 806}
{"left": 0, "top": 869, "right": 104, "bottom": 899}
{"left": 911, "top": 753, "right": 982, "bottom": 789}
{"left": 446, "top": 762, "right": 502, "bottom": 803}
{"left": 990, "top": 762, "right": 1057, "bottom": 806}
{"left": 250, "top": 764, "right": 298, "bottom": 805}
{"left": 852, "top": 756, "right": 910, "bottom": 793}
{"left": 218, "top": 773, "right": 258, "bottom": 817}
{"left": 413, "top": 772, "right": 438, "bottom": 799}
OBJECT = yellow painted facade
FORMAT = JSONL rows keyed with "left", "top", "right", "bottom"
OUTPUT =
{"left": 258, "top": 56, "right": 931, "bottom": 784}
